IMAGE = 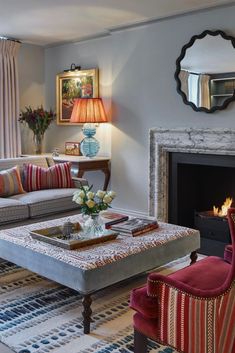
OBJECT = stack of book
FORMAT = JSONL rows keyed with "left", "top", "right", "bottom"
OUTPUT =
{"left": 100, "top": 211, "right": 129, "bottom": 229}
{"left": 110, "top": 217, "right": 158, "bottom": 236}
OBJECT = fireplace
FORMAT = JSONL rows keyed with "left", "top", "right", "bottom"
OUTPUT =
{"left": 149, "top": 128, "right": 235, "bottom": 256}
{"left": 168, "top": 152, "right": 233, "bottom": 255}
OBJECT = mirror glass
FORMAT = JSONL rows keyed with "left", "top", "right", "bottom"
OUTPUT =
{"left": 176, "top": 31, "right": 235, "bottom": 112}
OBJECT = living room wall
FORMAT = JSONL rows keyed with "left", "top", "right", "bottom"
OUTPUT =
{"left": 44, "top": 37, "right": 112, "bottom": 189}
{"left": 44, "top": 4, "right": 235, "bottom": 215}
{"left": 18, "top": 43, "right": 45, "bottom": 154}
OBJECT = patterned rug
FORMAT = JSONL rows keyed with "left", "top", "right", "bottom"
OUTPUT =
{"left": 0, "top": 256, "right": 195, "bottom": 353}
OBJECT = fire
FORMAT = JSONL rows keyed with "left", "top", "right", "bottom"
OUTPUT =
{"left": 213, "top": 197, "right": 233, "bottom": 217}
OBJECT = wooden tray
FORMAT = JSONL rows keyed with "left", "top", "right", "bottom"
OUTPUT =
{"left": 30, "top": 223, "right": 118, "bottom": 250}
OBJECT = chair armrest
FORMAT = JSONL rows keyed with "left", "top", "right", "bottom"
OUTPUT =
{"left": 224, "top": 244, "right": 233, "bottom": 264}
{"left": 147, "top": 256, "right": 231, "bottom": 298}
{"left": 72, "top": 177, "right": 88, "bottom": 188}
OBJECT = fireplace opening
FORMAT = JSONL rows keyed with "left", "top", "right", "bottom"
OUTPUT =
{"left": 168, "top": 152, "right": 235, "bottom": 256}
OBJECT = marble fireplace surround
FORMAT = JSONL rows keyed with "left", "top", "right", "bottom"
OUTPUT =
{"left": 149, "top": 128, "right": 235, "bottom": 222}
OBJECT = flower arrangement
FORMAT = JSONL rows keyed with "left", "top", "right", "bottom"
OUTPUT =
{"left": 73, "top": 185, "right": 116, "bottom": 215}
{"left": 19, "top": 106, "right": 56, "bottom": 136}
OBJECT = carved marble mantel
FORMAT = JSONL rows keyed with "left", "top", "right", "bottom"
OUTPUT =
{"left": 149, "top": 128, "right": 235, "bottom": 222}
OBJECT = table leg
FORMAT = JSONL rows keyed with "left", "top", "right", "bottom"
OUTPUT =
{"left": 102, "top": 168, "right": 110, "bottom": 190}
{"left": 77, "top": 170, "right": 85, "bottom": 178}
{"left": 134, "top": 329, "right": 148, "bottom": 353}
{"left": 190, "top": 251, "right": 198, "bottom": 265}
{"left": 82, "top": 294, "right": 92, "bottom": 334}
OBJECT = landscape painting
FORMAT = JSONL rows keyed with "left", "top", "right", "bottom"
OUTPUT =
{"left": 56, "top": 69, "right": 98, "bottom": 124}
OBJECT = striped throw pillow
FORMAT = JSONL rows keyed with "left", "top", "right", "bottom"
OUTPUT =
{"left": 0, "top": 166, "right": 25, "bottom": 197}
{"left": 23, "top": 162, "right": 74, "bottom": 192}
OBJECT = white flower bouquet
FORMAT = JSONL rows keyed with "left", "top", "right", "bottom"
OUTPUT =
{"left": 73, "top": 185, "right": 116, "bottom": 215}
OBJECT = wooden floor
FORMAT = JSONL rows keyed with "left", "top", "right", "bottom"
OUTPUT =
{"left": 0, "top": 343, "right": 14, "bottom": 353}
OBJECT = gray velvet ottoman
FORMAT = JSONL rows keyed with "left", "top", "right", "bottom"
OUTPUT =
{"left": 0, "top": 215, "right": 200, "bottom": 333}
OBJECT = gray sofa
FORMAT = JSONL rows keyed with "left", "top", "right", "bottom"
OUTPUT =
{"left": 0, "top": 156, "right": 87, "bottom": 229}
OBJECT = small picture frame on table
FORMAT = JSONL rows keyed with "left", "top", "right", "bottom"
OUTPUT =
{"left": 65, "top": 142, "right": 81, "bottom": 156}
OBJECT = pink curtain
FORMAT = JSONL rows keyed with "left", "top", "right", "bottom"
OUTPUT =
{"left": 0, "top": 39, "right": 21, "bottom": 158}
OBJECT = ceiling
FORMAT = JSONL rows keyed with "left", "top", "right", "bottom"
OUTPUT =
{"left": 181, "top": 34, "right": 235, "bottom": 73}
{"left": 0, "top": 0, "right": 234, "bottom": 47}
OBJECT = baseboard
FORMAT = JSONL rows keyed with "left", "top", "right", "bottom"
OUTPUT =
{"left": 111, "top": 207, "right": 149, "bottom": 218}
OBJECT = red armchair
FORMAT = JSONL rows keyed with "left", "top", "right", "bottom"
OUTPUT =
{"left": 130, "top": 209, "right": 235, "bottom": 353}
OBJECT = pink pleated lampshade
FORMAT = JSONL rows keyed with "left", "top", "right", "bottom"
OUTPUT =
{"left": 70, "top": 98, "right": 108, "bottom": 123}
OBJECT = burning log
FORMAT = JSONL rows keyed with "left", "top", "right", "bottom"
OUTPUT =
{"left": 213, "top": 197, "right": 233, "bottom": 217}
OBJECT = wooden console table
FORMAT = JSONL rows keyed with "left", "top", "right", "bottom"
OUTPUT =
{"left": 53, "top": 155, "right": 111, "bottom": 190}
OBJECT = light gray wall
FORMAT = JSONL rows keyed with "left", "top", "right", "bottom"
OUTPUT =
{"left": 44, "top": 37, "right": 112, "bottom": 189}
{"left": 111, "top": 6, "right": 235, "bottom": 215}
{"left": 18, "top": 44, "right": 45, "bottom": 154}
{"left": 44, "top": 4, "right": 235, "bottom": 214}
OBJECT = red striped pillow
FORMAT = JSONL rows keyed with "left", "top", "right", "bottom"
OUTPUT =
{"left": 23, "top": 162, "right": 74, "bottom": 192}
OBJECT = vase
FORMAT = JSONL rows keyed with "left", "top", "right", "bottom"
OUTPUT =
{"left": 83, "top": 213, "right": 104, "bottom": 238}
{"left": 33, "top": 134, "right": 44, "bottom": 154}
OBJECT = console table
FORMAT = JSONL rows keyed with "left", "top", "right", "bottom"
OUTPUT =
{"left": 53, "top": 155, "right": 111, "bottom": 190}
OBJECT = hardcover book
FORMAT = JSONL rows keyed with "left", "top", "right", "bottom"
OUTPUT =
{"left": 101, "top": 211, "right": 129, "bottom": 228}
{"left": 110, "top": 217, "right": 158, "bottom": 236}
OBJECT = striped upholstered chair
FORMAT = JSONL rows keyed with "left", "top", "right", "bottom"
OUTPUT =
{"left": 130, "top": 208, "right": 235, "bottom": 353}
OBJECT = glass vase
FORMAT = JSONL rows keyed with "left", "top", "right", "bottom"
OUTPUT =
{"left": 83, "top": 213, "right": 104, "bottom": 238}
{"left": 33, "top": 134, "right": 44, "bottom": 154}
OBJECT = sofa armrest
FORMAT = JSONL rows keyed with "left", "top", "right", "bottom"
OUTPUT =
{"left": 72, "top": 177, "right": 88, "bottom": 188}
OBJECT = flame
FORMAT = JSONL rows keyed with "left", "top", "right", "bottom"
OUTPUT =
{"left": 213, "top": 197, "right": 233, "bottom": 217}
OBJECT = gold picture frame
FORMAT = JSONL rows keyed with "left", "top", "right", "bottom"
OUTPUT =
{"left": 65, "top": 142, "right": 81, "bottom": 156}
{"left": 56, "top": 68, "right": 99, "bottom": 125}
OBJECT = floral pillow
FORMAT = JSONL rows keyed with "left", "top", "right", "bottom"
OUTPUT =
{"left": 0, "top": 166, "right": 25, "bottom": 197}
{"left": 23, "top": 162, "right": 74, "bottom": 192}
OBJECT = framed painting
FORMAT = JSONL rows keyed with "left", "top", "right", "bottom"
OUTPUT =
{"left": 56, "top": 68, "right": 99, "bottom": 125}
{"left": 65, "top": 142, "right": 81, "bottom": 156}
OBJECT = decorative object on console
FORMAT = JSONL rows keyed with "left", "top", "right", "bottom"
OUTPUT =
{"left": 19, "top": 106, "right": 55, "bottom": 154}
{"left": 70, "top": 98, "right": 108, "bottom": 157}
{"left": 52, "top": 148, "right": 60, "bottom": 157}
{"left": 175, "top": 30, "right": 235, "bottom": 113}
{"left": 65, "top": 141, "right": 80, "bottom": 156}
{"left": 56, "top": 68, "right": 98, "bottom": 124}
{"left": 23, "top": 162, "right": 73, "bottom": 192}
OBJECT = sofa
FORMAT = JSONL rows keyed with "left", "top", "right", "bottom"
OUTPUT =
{"left": 0, "top": 156, "right": 87, "bottom": 229}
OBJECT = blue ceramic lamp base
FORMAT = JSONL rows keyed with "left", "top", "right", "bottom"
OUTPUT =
{"left": 80, "top": 123, "right": 100, "bottom": 158}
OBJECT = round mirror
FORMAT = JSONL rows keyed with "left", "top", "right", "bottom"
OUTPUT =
{"left": 175, "top": 30, "right": 235, "bottom": 113}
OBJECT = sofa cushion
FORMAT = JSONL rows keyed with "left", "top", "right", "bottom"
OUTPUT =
{"left": 23, "top": 162, "right": 74, "bottom": 192}
{"left": 0, "top": 166, "right": 25, "bottom": 197}
{"left": 10, "top": 188, "right": 80, "bottom": 218}
{"left": 0, "top": 156, "right": 50, "bottom": 180}
{"left": 0, "top": 198, "right": 29, "bottom": 224}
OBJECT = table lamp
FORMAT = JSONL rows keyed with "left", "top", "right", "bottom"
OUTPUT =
{"left": 70, "top": 98, "right": 108, "bottom": 157}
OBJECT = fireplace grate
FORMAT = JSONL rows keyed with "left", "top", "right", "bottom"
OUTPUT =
{"left": 194, "top": 211, "right": 231, "bottom": 256}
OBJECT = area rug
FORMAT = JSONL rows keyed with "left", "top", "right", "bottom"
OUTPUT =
{"left": 0, "top": 255, "right": 197, "bottom": 353}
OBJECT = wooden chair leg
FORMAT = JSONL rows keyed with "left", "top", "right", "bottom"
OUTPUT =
{"left": 134, "top": 328, "right": 148, "bottom": 353}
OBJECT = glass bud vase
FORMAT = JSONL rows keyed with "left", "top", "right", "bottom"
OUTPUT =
{"left": 83, "top": 213, "right": 104, "bottom": 238}
{"left": 33, "top": 134, "right": 44, "bottom": 154}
